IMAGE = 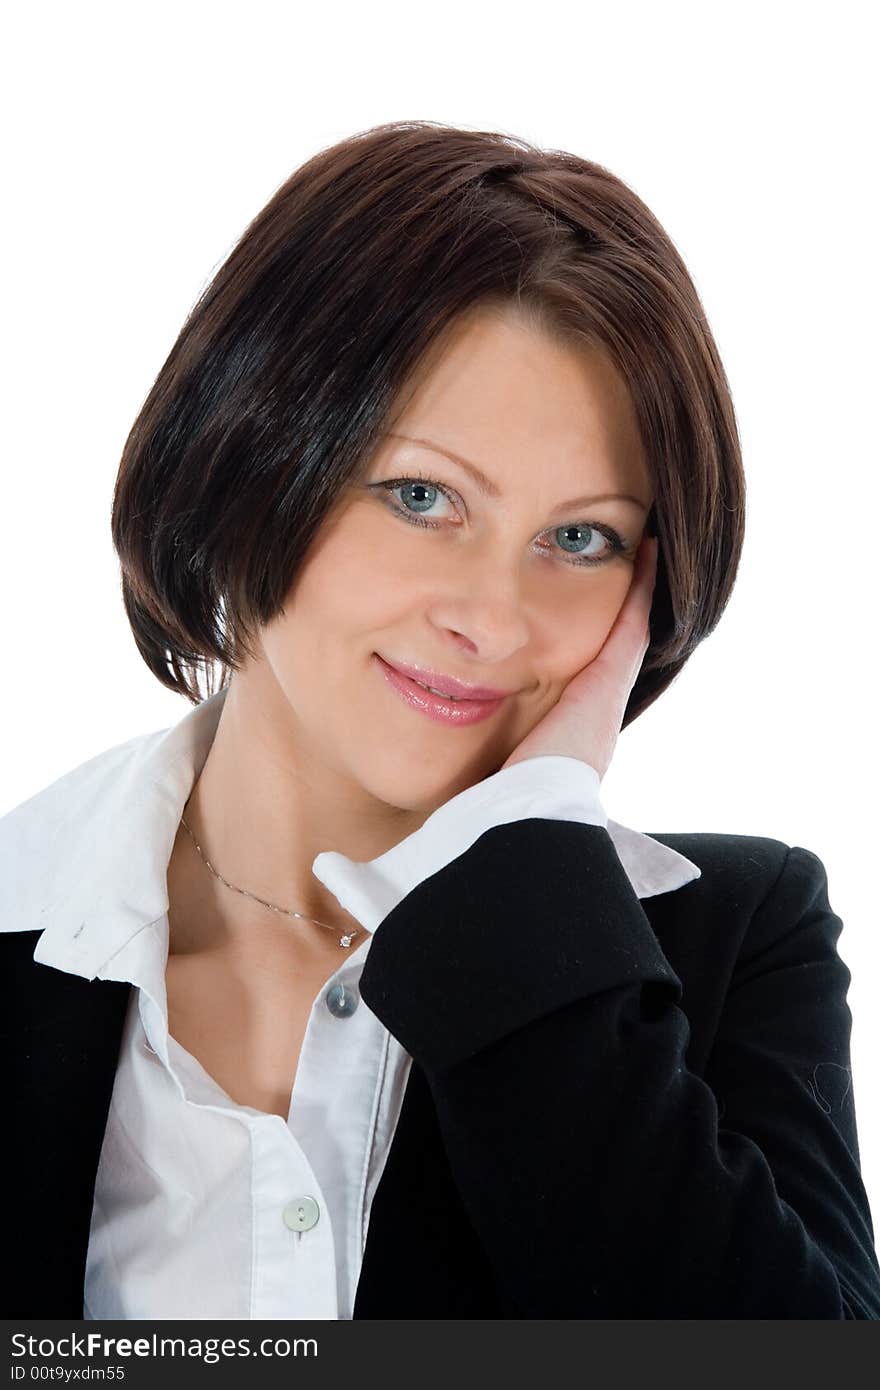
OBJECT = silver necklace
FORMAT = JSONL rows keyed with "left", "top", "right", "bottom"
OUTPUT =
{"left": 179, "top": 812, "right": 360, "bottom": 950}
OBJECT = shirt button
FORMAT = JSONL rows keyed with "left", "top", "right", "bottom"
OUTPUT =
{"left": 325, "top": 982, "right": 359, "bottom": 1018}
{"left": 282, "top": 1196, "right": 320, "bottom": 1232}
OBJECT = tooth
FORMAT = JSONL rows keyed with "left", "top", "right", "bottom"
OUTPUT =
{"left": 415, "top": 679, "right": 459, "bottom": 701}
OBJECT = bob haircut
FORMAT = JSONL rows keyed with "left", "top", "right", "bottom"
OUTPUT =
{"left": 111, "top": 119, "right": 745, "bottom": 723}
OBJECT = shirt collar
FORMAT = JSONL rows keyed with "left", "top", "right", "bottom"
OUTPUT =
{"left": 2, "top": 690, "right": 228, "bottom": 982}
{"left": 1, "top": 685, "right": 700, "bottom": 981}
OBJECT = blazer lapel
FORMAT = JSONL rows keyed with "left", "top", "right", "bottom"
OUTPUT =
{"left": 5, "top": 930, "right": 132, "bottom": 1319}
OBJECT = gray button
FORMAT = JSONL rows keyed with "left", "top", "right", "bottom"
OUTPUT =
{"left": 282, "top": 1196, "right": 320, "bottom": 1232}
{"left": 325, "top": 982, "right": 359, "bottom": 1018}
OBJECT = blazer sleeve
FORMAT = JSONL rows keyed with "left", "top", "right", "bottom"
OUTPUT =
{"left": 354, "top": 816, "right": 880, "bottom": 1319}
{"left": 312, "top": 754, "right": 608, "bottom": 933}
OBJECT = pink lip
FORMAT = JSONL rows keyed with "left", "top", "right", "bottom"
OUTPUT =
{"left": 376, "top": 655, "right": 513, "bottom": 701}
{"left": 374, "top": 654, "right": 509, "bottom": 726}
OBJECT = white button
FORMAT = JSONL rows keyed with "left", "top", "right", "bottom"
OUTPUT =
{"left": 282, "top": 1196, "right": 320, "bottom": 1232}
{"left": 325, "top": 982, "right": 359, "bottom": 1017}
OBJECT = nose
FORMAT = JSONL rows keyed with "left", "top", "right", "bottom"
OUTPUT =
{"left": 426, "top": 549, "right": 531, "bottom": 662}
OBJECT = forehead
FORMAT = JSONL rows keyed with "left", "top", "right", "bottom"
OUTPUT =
{"left": 384, "top": 302, "right": 653, "bottom": 504}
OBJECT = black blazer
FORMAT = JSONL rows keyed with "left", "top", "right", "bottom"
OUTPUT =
{"left": 4, "top": 819, "right": 880, "bottom": 1319}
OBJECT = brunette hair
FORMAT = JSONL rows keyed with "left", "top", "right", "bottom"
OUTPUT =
{"left": 111, "top": 119, "right": 745, "bottom": 723}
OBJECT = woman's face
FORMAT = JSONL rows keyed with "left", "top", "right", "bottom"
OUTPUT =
{"left": 254, "top": 301, "right": 655, "bottom": 814}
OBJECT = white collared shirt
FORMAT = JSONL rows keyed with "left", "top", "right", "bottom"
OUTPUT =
{"left": 0, "top": 686, "right": 700, "bottom": 1320}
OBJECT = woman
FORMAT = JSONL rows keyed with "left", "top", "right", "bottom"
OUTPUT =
{"left": 2, "top": 120, "right": 879, "bottom": 1320}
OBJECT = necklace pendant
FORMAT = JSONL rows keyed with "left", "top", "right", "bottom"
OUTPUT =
{"left": 339, "top": 933, "right": 355, "bottom": 949}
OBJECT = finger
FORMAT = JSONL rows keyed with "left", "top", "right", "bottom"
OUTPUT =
{"left": 619, "top": 535, "right": 658, "bottom": 644}
{"left": 635, "top": 534, "right": 659, "bottom": 639}
{"left": 591, "top": 536, "right": 658, "bottom": 680}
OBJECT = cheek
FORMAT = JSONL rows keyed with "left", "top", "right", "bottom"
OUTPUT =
{"left": 308, "top": 500, "right": 481, "bottom": 620}
{"left": 273, "top": 505, "right": 406, "bottom": 646}
{"left": 536, "top": 572, "right": 632, "bottom": 680}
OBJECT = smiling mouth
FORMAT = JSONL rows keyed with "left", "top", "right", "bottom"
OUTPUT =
{"left": 376, "top": 653, "right": 514, "bottom": 701}
{"left": 373, "top": 654, "right": 510, "bottom": 726}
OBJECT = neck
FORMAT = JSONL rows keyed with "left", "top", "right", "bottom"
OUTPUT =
{"left": 166, "top": 665, "right": 428, "bottom": 962}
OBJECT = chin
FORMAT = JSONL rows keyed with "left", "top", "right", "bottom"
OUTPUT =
{"left": 364, "top": 760, "right": 485, "bottom": 816}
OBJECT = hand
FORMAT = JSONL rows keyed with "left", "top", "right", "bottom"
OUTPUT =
{"left": 500, "top": 534, "right": 659, "bottom": 782}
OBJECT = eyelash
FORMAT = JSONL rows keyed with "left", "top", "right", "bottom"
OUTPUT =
{"left": 368, "top": 473, "right": 631, "bottom": 569}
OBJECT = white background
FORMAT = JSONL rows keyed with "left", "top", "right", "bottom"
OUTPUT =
{"left": 3, "top": 2, "right": 878, "bottom": 1236}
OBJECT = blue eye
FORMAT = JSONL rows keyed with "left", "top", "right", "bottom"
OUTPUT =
{"left": 368, "top": 474, "right": 629, "bottom": 569}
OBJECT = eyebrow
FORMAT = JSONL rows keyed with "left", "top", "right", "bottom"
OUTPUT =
{"left": 385, "top": 433, "right": 649, "bottom": 514}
